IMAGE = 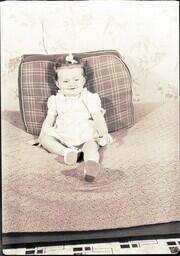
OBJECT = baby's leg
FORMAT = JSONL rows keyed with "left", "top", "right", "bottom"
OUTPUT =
{"left": 82, "top": 140, "right": 99, "bottom": 162}
{"left": 82, "top": 140, "right": 101, "bottom": 181}
{"left": 40, "top": 135, "right": 78, "bottom": 165}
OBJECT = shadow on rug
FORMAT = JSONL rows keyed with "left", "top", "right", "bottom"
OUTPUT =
{"left": 61, "top": 163, "right": 125, "bottom": 193}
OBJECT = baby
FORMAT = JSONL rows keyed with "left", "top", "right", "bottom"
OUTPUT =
{"left": 39, "top": 54, "right": 112, "bottom": 181}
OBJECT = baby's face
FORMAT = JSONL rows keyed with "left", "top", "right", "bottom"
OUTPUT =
{"left": 56, "top": 67, "right": 86, "bottom": 97}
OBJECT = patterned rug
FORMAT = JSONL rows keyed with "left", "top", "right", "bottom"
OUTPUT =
{"left": 2, "top": 101, "right": 179, "bottom": 233}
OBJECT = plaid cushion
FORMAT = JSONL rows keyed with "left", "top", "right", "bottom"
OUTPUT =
{"left": 19, "top": 53, "right": 134, "bottom": 136}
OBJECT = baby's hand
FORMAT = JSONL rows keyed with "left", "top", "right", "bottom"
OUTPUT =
{"left": 38, "top": 129, "right": 46, "bottom": 145}
{"left": 98, "top": 134, "right": 113, "bottom": 146}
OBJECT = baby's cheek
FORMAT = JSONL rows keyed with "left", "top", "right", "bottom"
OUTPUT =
{"left": 61, "top": 85, "right": 68, "bottom": 90}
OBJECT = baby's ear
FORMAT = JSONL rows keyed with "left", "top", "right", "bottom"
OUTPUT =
{"left": 53, "top": 66, "right": 57, "bottom": 72}
{"left": 55, "top": 80, "right": 59, "bottom": 87}
{"left": 83, "top": 76, "right": 86, "bottom": 87}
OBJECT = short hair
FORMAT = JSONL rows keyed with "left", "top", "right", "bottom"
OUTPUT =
{"left": 54, "top": 58, "right": 87, "bottom": 81}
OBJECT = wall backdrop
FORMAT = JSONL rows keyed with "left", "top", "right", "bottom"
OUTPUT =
{"left": 1, "top": 1, "right": 179, "bottom": 110}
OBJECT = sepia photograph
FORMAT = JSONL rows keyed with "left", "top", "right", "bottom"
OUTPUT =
{"left": 1, "top": 0, "right": 179, "bottom": 254}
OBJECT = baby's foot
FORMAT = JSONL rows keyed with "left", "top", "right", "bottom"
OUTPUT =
{"left": 64, "top": 148, "right": 79, "bottom": 165}
{"left": 84, "top": 160, "right": 101, "bottom": 182}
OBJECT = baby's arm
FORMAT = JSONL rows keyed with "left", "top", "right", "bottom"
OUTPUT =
{"left": 92, "top": 111, "right": 112, "bottom": 145}
{"left": 40, "top": 114, "right": 55, "bottom": 132}
{"left": 83, "top": 90, "right": 112, "bottom": 145}
{"left": 38, "top": 95, "right": 57, "bottom": 144}
{"left": 38, "top": 114, "right": 56, "bottom": 144}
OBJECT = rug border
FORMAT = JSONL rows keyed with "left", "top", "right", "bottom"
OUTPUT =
{"left": 2, "top": 222, "right": 180, "bottom": 248}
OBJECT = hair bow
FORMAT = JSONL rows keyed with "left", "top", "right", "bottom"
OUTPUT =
{"left": 65, "top": 53, "right": 78, "bottom": 64}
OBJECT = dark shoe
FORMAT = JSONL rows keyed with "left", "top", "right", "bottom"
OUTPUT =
{"left": 84, "top": 160, "right": 101, "bottom": 182}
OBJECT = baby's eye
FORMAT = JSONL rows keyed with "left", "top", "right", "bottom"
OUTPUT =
{"left": 74, "top": 78, "right": 79, "bottom": 81}
{"left": 63, "top": 80, "right": 69, "bottom": 83}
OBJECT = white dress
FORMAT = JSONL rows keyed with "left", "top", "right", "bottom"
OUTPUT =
{"left": 45, "top": 88, "right": 105, "bottom": 147}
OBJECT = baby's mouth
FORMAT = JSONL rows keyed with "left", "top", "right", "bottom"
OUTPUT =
{"left": 69, "top": 87, "right": 79, "bottom": 90}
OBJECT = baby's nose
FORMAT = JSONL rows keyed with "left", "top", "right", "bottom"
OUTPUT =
{"left": 69, "top": 80, "right": 75, "bottom": 87}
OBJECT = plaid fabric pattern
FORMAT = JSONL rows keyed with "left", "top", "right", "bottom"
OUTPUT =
{"left": 19, "top": 54, "right": 134, "bottom": 136}
{"left": 20, "top": 61, "right": 58, "bottom": 135}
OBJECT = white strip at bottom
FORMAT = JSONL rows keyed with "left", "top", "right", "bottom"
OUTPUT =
{"left": 3, "top": 237, "right": 180, "bottom": 255}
